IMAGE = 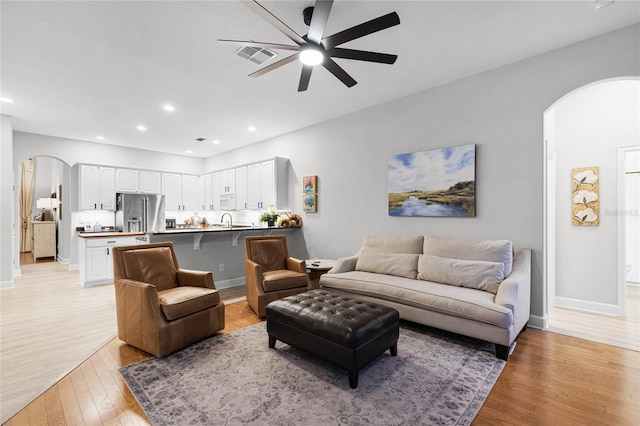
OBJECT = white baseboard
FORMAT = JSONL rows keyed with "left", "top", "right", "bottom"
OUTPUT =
{"left": 57, "top": 255, "right": 70, "bottom": 264}
{"left": 215, "top": 277, "right": 245, "bottom": 290}
{"left": 68, "top": 263, "right": 79, "bottom": 271}
{"left": 555, "top": 296, "right": 621, "bottom": 316}
{"left": 528, "top": 314, "right": 547, "bottom": 330}
{"left": 1, "top": 279, "right": 15, "bottom": 289}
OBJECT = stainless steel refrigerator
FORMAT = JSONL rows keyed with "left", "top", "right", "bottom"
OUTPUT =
{"left": 115, "top": 193, "right": 166, "bottom": 232}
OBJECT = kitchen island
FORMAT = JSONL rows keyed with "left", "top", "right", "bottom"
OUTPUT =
{"left": 148, "top": 226, "right": 307, "bottom": 289}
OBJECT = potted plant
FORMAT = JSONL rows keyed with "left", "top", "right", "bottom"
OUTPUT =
{"left": 259, "top": 211, "right": 279, "bottom": 227}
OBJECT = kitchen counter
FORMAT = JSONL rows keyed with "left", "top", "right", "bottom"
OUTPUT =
{"left": 153, "top": 225, "right": 298, "bottom": 234}
{"left": 77, "top": 231, "right": 145, "bottom": 238}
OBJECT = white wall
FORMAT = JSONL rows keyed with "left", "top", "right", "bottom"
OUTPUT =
{"left": 13, "top": 132, "right": 205, "bottom": 174}
{"left": 553, "top": 80, "right": 639, "bottom": 308}
{"left": 1, "top": 115, "right": 15, "bottom": 287}
{"left": 3, "top": 25, "right": 639, "bottom": 319}
{"left": 205, "top": 24, "right": 640, "bottom": 324}
{"left": 626, "top": 150, "right": 640, "bottom": 283}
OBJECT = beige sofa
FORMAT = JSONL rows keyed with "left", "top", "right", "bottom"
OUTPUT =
{"left": 319, "top": 235, "right": 531, "bottom": 360}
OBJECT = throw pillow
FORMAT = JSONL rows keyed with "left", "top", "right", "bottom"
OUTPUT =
{"left": 417, "top": 254, "right": 505, "bottom": 294}
{"left": 355, "top": 252, "right": 419, "bottom": 279}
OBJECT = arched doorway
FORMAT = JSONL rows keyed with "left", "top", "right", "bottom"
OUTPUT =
{"left": 543, "top": 78, "right": 639, "bottom": 350}
{"left": 18, "top": 155, "right": 72, "bottom": 266}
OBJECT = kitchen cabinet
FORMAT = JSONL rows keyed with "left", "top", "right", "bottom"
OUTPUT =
{"left": 235, "top": 165, "right": 248, "bottom": 210}
{"left": 117, "top": 169, "right": 161, "bottom": 194}
{"left": 115, "top": 168, "right": 138, "bottom": 192}
{"left": 32, "top": 221, "right": 56, "bottom": 261}
{"left": 162, "top": 173, "right": 198, "bottom": 211}
{"left": 219, "top": 169, "right": 236, "bottom": 210}
{"left": 140, "top": 171, "right": 161, "bottom": 193}
{"left": 79, "top": 165, "right": 115, "bottom": 210}
{"left": 211, "top": 171, "right": 221, "bottom": 210}
{"left": 79, "top": 235, "right": 138, "bottom": 287}
{"left": 246, "top": 158, "right": 288, "bottom": 210}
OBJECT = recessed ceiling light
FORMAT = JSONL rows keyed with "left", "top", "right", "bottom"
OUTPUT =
{"left": 248, "top": 126, "right": 256, "bottom": 132}
{"left": 594, "top": 0, "right": 615, "bottom": 9}
{"left": 212, "top": 140, "right": 221, "bottom": 145}
{"left": 96, "top": 136, "right": 105, "bottom": 140}
{"left": 1, "top": 97, "right": 14, "bottom": 103}
{"left": 136, "top": 125, "right": 147, "bottom": 131}
{"left": 185, "top": 150, "right": 193, "bottom": 154}
{"left": 163, "top": 104, "right": 175, "bottom": 112}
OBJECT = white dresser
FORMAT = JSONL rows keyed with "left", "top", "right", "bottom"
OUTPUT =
{"left": 32, "top": 221, "right": 56, "bottom": 261}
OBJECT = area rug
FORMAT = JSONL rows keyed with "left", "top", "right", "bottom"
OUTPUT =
{"left": 120, "top": 321, "right": 505, "bottom": 425}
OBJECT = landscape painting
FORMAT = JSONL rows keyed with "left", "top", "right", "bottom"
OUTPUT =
{"left": 388, "top": 144, "right": 476, "bottom": 217}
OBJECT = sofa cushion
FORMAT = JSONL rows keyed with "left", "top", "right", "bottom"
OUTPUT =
{"left": 417, "top": 254, "right": 504, "bottom": 294}
{"left": 423, "top": 236, "right": 513, "bottom": 276}
{"left": 360, "top": 235, "right": 424, "bottom": 254}
{"left": 262, "top": 270, "right": 308, "bottom": 292}
{"left": 356, "top": 252, "right": 419, "bottom": 279}
{"left": 157, "top": 286, "right": 220, "bottom": 320}
{"left": 320, "top": 271, "right": 512, "bottom": 328}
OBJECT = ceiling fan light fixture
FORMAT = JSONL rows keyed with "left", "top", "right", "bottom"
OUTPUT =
{"left": 299, "top": 46, "right": 324, "bottom": 66}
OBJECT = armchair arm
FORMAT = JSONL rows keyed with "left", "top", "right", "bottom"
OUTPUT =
{"left": 176, "top": 269, "right": 216, "bottom": 289}
{"left": 286, "top": 257, "right": 306, "bottom": 273}
{"left": 327, "top": 255, "right": 359, "bottom": 274}
{"left": 114, "top": 278, "right": 168, "bottom": 351}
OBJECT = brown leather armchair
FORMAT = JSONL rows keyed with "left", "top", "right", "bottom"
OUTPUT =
{"left": 112, "top": 242, "right": 225, "bottom": 357}
{"left": 244, "top": 235, "right": 310, "bottom": 318}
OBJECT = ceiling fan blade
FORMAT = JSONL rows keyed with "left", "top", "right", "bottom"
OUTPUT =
{"left": 322, "top": 58, "right": 357, "bottom": 88}
{"left": 218, "top": 39, "right": 300, "bottom": 52}
{"left": 298, "top": 65, "right": 313, "bottom": 92}
{"left": 327, "top": 48, "right": 397, "bottom": 64}
{"left": 241, "top": 0, "right": 305, "bottom": 46}
{"left": 306, "top": 0, "right": 333, "bottom": 44}
{"left": 322, "top": 11, "right": 400, "bottom": 48}
{"left": 248, "top": 53, "right": 300, "bottom": 78}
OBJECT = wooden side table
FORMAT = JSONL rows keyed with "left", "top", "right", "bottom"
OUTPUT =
{"left": 306, "top": 259, "right": 336, "bottom": 289}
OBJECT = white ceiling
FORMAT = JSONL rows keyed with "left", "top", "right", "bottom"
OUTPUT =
{"left": 1, "top": 1, "right": 638, "bottom": 158}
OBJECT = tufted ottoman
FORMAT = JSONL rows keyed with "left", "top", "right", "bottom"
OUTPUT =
{"left": 266, "top": 289, "right": 400, "bottom": 389}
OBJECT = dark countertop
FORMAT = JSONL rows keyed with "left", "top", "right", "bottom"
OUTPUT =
{"left": 77, "top": 231, "right": 145, "bottom": 238}
{"left": 153, "top": 226, "right": 301, "bottom": 235}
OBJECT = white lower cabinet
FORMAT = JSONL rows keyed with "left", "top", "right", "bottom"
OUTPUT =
{"left": 79, "top": 236, "right": 138, "bottom": 287}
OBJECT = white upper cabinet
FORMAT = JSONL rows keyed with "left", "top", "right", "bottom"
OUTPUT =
{"left": 139, "top": 171, "right": 161, "bottom": 193}
{"left": 116, "top": 169, "right": 161, "bottom": 194}
{"left": 235, "top": 165, "right": 248, "bottom": 210}
{"left": 162, "top": 173, "right": 198, "bottom": 211}
{"left": 181, "top": 174, "right": 198, "bottom": 211}
{"left": 115, "top": 169, "right": 139, "bottom": 192}
{"left": 161, "top": 173, "right": 182, "bottom": 210}
{"left": 220, "top": 169, "right": 236, "bottom": 193}
{"left": 211, "top": 171, "right": 221, "bottom": 210}
{"left": 245, "top": 158, "right": 288, "bottom": 210}
{"left": 79, "top": 165, "right": 115, "bottom": 210}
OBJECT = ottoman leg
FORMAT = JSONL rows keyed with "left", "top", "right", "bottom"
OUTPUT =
{"left": 268, "top": 335, "right": 276, "bottom": 349}
{"left": 390, "top": 342, "right": 398, "bottom": 356}
{"left": 349, "top": 370, "right": 359, "bottom": 389}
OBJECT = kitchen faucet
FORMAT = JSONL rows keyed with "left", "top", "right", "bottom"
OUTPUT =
{"left": 220, "top": 213, "right": 232, "bottom": 229}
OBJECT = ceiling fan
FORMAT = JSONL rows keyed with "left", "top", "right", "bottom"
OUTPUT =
{"left": 218, "top": 0, "right": 400, "bottom": 92}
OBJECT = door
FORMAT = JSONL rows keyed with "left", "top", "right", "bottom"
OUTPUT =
{"left": 116, "top": 169, "right": 139, "bottom": 192}
{"left": 79, "top": 165, "right": 99, "bottom": 210}
{"left": 140, "top": 171, "right": 161, "bottom": 193}
{"left": 86, "top": 247, "right": 111, "bottom": 282}
{"left": 236, "top": 166, "right": 248, "bottom": 210}
{"left": 181, "top": 174, "right": 198, "bottom": 210}
{"left": 162, "top": 173, "right": 182, "bottom": 210}
{"left": 98, "top": 167, "right": 116, "bottom": 210}
{"left": 247, "top": 163, "right": 261, "bottom": 209}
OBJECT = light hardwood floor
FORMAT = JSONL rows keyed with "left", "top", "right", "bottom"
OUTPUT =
{"left": 3, "top": 262, "right": 639, "bottom": 425}
{"left": 548, "top": 285, "right": 640, "bottom": 352}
